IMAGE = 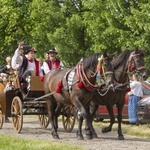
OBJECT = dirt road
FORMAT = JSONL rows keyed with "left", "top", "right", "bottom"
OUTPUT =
{"left": 0, "top": 117, "right": 150, "bottom": 150}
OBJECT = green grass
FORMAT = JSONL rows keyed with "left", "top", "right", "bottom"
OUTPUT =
{"left": 94, "top": 119, "right": 150, "bottom": 139}
{"left": 0, "top": 134, "right": 83, "bottom": 150}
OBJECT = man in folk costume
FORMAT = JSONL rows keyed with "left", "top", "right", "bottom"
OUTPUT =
{"left": 43, "top": 48, "right": 64, "bottom": 74}
{"left": 12, "top": 42, "right": 43, "bottom": 93}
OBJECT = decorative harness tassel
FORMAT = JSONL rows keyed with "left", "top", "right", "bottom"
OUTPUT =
{"left": 56, "top": 81, "right": 63, "bottom": 93}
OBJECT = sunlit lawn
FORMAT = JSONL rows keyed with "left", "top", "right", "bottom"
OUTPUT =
{"left": 94, "top": 119, "right": 150, "bottom": 139}
{"left": 0, "top": 134, "right": 83, "bottom": 150}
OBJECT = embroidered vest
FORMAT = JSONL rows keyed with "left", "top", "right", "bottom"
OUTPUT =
{"left": 19, "top": 57, "right": 40, "bottom": 76}
{"left": 45, "top": 59, "right": 60, "bottom": 70}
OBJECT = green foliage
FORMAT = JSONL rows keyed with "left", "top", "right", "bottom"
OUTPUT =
{"left": 0, "top": 0, "right": 149, "bottom": 70}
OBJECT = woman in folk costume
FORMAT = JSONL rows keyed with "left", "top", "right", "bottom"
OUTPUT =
{"left": 11, "top": 42, "right": 43, "bottom": 93}
{"left": 128, "top": 75, "right": 143, "bottom": 124}
{"left": 43, "top": 48, "right": 64, "bottom": 74}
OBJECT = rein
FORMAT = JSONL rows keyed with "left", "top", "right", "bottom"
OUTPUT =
{"left": 81, "top": 63, "right": 98, "bottom": 88}
{"left": 96, "top": 84, "right": 113, "bottom": 96}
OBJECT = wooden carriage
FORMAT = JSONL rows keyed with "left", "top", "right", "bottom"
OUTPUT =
{"left": 0, "top": 75, "right": 76, "bottom": 133}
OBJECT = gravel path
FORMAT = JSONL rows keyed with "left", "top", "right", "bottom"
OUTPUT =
{"left": 0, "top": 117, "right": 150, "bottom": 150}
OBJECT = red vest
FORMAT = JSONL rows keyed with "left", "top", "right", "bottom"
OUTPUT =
{"left": 46, "top": 59, "right": 60, "bottom": 70}
{"left": 34, "top": 60, "right": 40, "bottom": 76}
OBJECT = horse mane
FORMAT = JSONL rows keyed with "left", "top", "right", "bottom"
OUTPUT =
{"left": 83, "top": 53, "right": 102, "bottom": 69}
{"left": 113, "top": 50, "right": 131, "bottom": 69}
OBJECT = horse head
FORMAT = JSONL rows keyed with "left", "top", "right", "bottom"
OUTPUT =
{"left": 128, "top": 47, "right": 147, "bottom": 81}
{"left": 98, "top": 51, "right": 114, "bottom": 88}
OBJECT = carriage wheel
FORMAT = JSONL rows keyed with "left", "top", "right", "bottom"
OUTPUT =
{"left": 0, "top": 108, "right": 3, "bottom": 129}
{"left": 38, "top": 114, "right": 50, "bottom": 129}
{"left": 62, "top": 106, "right": 76, "bottom": 132}
{"left": 11, "top": 96, "right": 23, "bottom": 133}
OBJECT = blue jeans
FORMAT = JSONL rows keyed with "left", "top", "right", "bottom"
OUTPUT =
{"left": 128, "top": 95, "right": 140, "bottom": 124}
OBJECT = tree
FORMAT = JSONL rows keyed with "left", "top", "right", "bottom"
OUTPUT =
{"left": 0, "top": 0, "right": 33, "bottom": 64}
{"left": 83, "top": 0, "right": 150, "bottom": 70}
{"left": 0, "top": 0, "right": 149, "bottom": 71}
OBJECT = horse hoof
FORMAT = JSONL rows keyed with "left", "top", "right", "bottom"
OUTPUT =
{"left": 93, "top": 134, "right": 99, "bottom": 139}
{"left": 102, "top": 127, "right": 111, "bottom": 133}
{"left": 53, "top": 135, "right": 60, "bottom": 139}
{"left": 76, "top": 131, "right": 84, "bottom": 140}
{"left": 118, "top": 135, "right": 125, "bottom": 140}
{"left": 86, "top": 134, "right": 93, "bottom": 140}
{"left": 77, "top": 136, "right": 84, "bottom": 140}
{"left": 102, "top": 128, "right": 106, "bottom": 133}
{"left": 52, "top": 132, "right": 59, "bottom": 139}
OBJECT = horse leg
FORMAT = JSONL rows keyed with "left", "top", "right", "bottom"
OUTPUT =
{"left": 89, "top": 102, "right": 99, "bottom": 138}
{"left": 54, "top": 102, "right": 63, "bottom": 132}
{"left": 116, "top": 103, "right": 125, "bottom": 140}
{"left": 75, "top": 98, "right": 93, "bottom": 140}
{"left": 77, "top": 110, "right": 84, "bottom": 140}
{"left": 102, "top": 104, "right": 115, "bottom": 133}
{"left": 47, "top": 99, "right": 59, "bottom": 139}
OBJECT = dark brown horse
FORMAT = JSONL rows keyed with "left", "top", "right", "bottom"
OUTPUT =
{"left": 78, "top": 48, "right": 147, "bottom": 140}
{"left": 44, "top": 52, "right": 114, "bottom": 140}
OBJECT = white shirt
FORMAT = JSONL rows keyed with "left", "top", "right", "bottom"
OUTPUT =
{"left": 12, "top": 48, "right": 43, "bottom": 76}
{"left": 128, "top": 81, "right": 143, "bottom": 97}
{"left": 11, "top": 48, "right": 23, "bottom": 70}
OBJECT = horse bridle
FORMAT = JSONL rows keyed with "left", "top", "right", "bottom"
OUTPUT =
{"left": 111, "top": 52, "right": 145, "bottom": 91}
{"left": 128, "top": 53, "right": 145, "bottom": 74}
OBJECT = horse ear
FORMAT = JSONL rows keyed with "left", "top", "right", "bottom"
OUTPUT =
{"left": 102, "top": 50, "right": 107, "bottom": 57}
{"left": 134, "top": 46, "right": 140, "bottom": 53}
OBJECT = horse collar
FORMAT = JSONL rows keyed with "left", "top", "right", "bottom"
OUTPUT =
{"left": 76, "top": 62, "right": 98, "bottom": 92}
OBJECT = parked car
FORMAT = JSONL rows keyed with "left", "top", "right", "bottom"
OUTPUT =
{"left": 137, "top": 97, "right": 150, "bottom": 123}
{"left": 95, "top": 81, "right": 150, "bottom": 122}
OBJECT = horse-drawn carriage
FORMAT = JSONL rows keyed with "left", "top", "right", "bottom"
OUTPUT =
{"left": 0, "top": 74, "right": 76, "bottom": 133}
{"left": 0, "top": 48, "right": 146, "bottom": 140}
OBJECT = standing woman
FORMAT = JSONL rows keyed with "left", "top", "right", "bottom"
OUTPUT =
{"left": 128, "top": 75, "right": 143, "bottom": 124}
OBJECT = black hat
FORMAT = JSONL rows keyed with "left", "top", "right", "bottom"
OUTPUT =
{"left": 22, "top": 44, "right": 31, "bottom": 51}
{"left": 47, "top": 48, "right": 58, "bottom": 54}
{"left": 25, "top": 47, "right": 37, "bottom": 54}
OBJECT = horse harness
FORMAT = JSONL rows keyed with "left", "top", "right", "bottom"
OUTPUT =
{"left": 60, "top": 56, "right": 113, "bottom": 94}
{"left": 61, "top": 64, "right": 98, "bottom": 95}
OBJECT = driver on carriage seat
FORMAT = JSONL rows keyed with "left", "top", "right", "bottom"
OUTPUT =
{"left": 11, "top": 42, "right": 43, "bottom": 94}
{"left": 43, "top": 48, "right": 64, "bottom": 74}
